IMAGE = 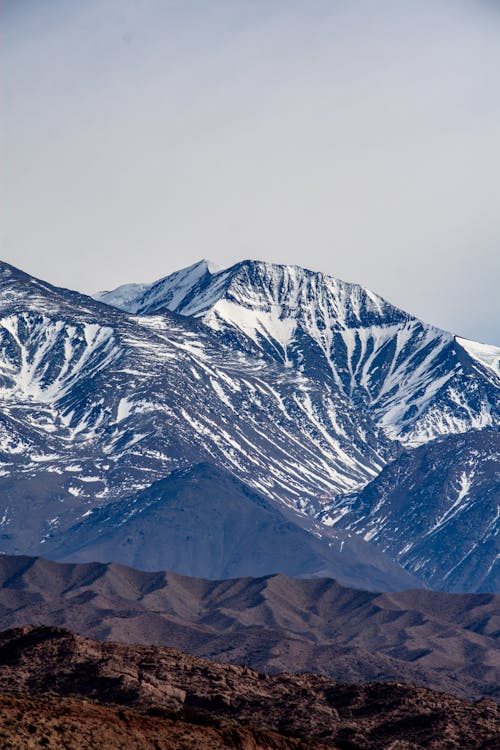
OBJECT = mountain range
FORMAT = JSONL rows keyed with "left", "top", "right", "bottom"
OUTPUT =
{"left": 0, "top": 554, "right": 498, "bottom": 702}
{"left": 42, "top": 462, "right": 418, "bottom": 591}
{"left": 0, "top": 258, "right": 498, "bottom": 591}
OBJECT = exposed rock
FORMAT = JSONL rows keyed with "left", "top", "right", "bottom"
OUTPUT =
{"left": 0, "top": 693, "right": 317, "bottom": 749}
{"left": 0, "top": 625, "right": 498, "bottom": 749}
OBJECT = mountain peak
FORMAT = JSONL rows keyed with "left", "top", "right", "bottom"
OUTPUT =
{"left": 91, "top": 258, "right": 500, "bottom": 449}
{"left": 95, "top": 258, "right": 222, "bottom": 315}
{"left": 94, "top": 258, "right": 406, "bottom": 328}
{"left": 0, "top": 258, "right": 498, "bottom": 593}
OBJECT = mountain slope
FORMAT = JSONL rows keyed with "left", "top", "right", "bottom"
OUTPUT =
{"left": 317, "top": 430, "right": 500, "bottom": 593}
{"left": 2, "top": 626, "right": 500, "bottom": 750}
{"left": 95, "top": 259, "right": 499, "bottom": 447}
{"left": 0, "top": 692, "right": 308, "bottom": 750}
{"left": 0, "top": 555, "right": 498, "bottom": 700}
{"left": 41, "top": 463, "right": 419, "bottom": 591}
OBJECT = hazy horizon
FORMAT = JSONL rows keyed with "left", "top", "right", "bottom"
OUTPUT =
{"left": 2, "top": 0, "right": 500, "bottom": 344}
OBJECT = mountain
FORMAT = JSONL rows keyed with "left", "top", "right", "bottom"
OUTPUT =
{"left": 95, "top": 258, "right": 222, "bottom": 316}
{"left": 0, "top": 258, "right": 498, "bottom": 591}
{"left": 95, "top": 259, "right": 499, "bottom": 447}
{"left": 0, "top": 259, "right": 393, "bottom": 504}
{"left": 1, "top": 625, "right": 499, "bottom": 750}
{"left": 0, "top": 260, "right": 392, "bottom": 555}
{"left": 0, "top": 555, "right": 498, "bottom": 701}
{"left": 93, "top": 259, "right": 500, "bottom": 590}
{"left": 41, "top": 462, "right": 419, "bottom": 591}
{"left": 317, "top": 430, "right": 500, "bottom": 592}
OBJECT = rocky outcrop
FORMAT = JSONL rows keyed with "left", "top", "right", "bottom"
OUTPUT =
{"left": 0, "top": 625, "right": 498, "bottom": 749}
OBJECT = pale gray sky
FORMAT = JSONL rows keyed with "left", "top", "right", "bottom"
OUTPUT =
{"left": 2, "top": 0, "right": 500, "bottom": 343}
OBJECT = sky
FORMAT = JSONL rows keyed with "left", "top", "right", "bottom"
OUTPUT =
{"left": 2, "top": 0, "right": 500, "bottom": 344}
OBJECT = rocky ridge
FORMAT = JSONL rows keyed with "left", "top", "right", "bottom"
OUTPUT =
{"left": 0, "top": 625, "right": 498, "bottom": 750}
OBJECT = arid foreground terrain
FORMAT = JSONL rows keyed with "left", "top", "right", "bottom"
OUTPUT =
{"left": 0, "top": 625, "right": 498, "bottom": 750}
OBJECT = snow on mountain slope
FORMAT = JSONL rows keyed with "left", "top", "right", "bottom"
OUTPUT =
{"left": 94, "top": 282, "right": 150, "bottom": 312}
{"left": 95, "top": 260, "right": 221, "bottom": 315}
{"left": 316, "top": 430, "right": 500, "bottom": 593}
{"left": 96, "top": 260, "right": 499, "bottom": 447}
{"left": 0, "top": 261, "right": 396, "bottom": 558}
{"left": 455, "top": 337, "right": 500, "bottom": 377}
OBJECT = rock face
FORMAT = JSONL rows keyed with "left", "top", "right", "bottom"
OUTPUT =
{"left": 0, "top": 625, "right": 498, "bottom": 750}
{"left": 0, "top": 258, "right": 498, "bottom": 591}
{"left": 0, "top": 554, "right": 498, "bottom": 701}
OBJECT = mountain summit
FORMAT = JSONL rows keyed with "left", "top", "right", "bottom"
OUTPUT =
{"left": 96, "top": 259, "right": 499, "bottom": 446}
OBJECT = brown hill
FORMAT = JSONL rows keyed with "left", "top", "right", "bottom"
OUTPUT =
{"left": 0, "top": 555, "right": 498, "bottom": 700}
{"left": 0, "top": 625, "right": 498, "bottom": 750}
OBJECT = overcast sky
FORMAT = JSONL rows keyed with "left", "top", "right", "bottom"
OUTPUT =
{"left": 2, "top": 0, "right": 500, "bottom": 343}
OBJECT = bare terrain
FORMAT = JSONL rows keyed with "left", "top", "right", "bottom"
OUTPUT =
{"left": 0, "top": 555, "right": 498, "bottom": 701}
{"left": 0, "top": 693, "right": 319, "bottom": 750}
{"left": 0, "top": 625, "right": 498, "bottom": 750}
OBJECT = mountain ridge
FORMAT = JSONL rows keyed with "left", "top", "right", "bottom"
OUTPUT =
{"left": 40, "top": 461, "right": 420, "bottom": 592}
{"left": 95, "top": 258, "right": 499, "bottom": 447}
{"left": 0, "top": 554, "right": 498, "bottom": 701}
{"left": 1, "top": 623, "right": 499, "bottom": 749}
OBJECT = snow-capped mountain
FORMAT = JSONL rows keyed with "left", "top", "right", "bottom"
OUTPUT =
{"left": 96, "top": 260, "right": 499, "bottom": 447}
{"left": 0, "top": 258, "right": 498, "bottom": 591}
{"left": 0, "top": 261, "right": 393, "bottom": 553}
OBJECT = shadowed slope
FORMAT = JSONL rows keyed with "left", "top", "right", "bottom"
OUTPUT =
{"left": 319, "top": 431, "right": 500, "bottom": 592}
{"left": 42, "top": 463, "right": 419, "bottom": 592}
